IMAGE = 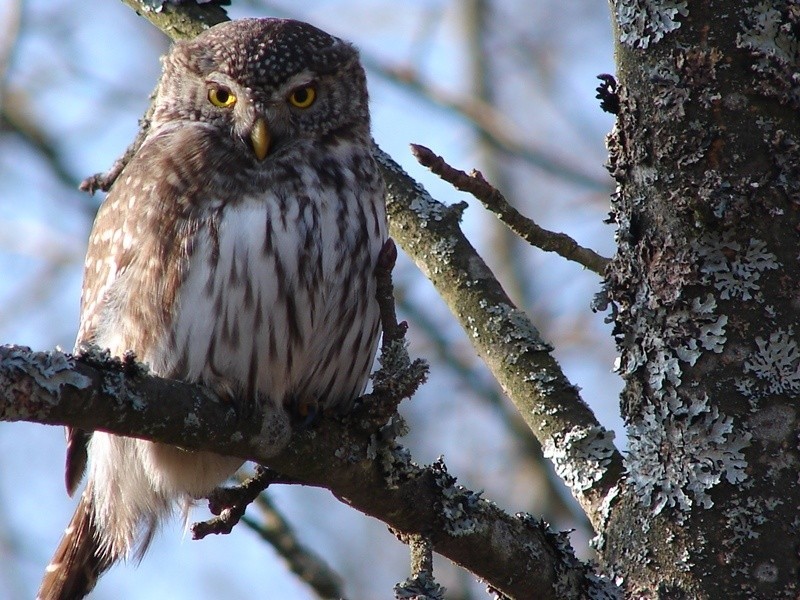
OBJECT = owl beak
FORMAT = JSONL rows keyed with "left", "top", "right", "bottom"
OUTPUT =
{"left": 250, "top": 118, "right": 270, "bottom": 161}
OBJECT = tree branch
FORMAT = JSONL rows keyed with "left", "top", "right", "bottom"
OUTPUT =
{"left": 377, "top": 148, "right": 622, "bottom": 528}
{"left": 0, "top": 344, "right": 601, "bottom": 600}
{"left": 119, "top": 0, "right": 228, "bottom": 40}
{"left": 411, "top": 144, "right": 611, "bottom": 275}
{"left": 394, "top": 534, "right": 445, "bottom": 600}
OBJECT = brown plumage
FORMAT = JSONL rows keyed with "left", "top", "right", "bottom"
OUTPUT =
{"left": 38, "top": 18, "right": 386, "bottom": 599}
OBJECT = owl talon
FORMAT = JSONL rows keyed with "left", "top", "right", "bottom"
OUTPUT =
{"left": 291, "top": 398, "right": 322, "bottom": 428}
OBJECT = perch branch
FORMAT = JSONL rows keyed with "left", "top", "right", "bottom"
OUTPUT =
{"left": 0, "top": 344, "right": 602, "bottom": 600}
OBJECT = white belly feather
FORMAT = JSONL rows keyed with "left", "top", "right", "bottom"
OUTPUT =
{"left": 88, "top": 177, "right": 385, "bottom": 559}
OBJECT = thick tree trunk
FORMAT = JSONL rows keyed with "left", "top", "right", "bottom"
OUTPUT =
{"left": 603, "top": 0, "right": 800, "bottom": 596}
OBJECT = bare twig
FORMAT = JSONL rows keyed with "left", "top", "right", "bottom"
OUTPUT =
{"left": 362, "top": 57, "right": 609, "bottom": 192}
{"left": 242, "top": 494, "right": 344, "bottom": 599}
{"left": 191, "top": 467, "right": 292, "bottom": 540}
{"left": 370, "top": 238, "right": 429, "bottom": 406}
{"left": 374, "top": 238, "right": 406, "bottom": 352}
{"left": 411, "top": 144, "right": 611, "bottom": 276}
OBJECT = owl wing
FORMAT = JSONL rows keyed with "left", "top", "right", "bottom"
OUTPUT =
{"left": 63, "top": 125, "right": 219, "bottom": 494}
{"left": 65, "top": 173, "right": 138, "bottom": 495}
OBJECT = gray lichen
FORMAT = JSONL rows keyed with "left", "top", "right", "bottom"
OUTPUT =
{"left": 5, "top": 346, "right": 91, "bottom": 395}
{"left": 251, "top": 406, "right": 291, "bottom": 458}
{"left": 394, "top": 572, "right": 446, "bottom": 600}
{"left": 531, "top": 517, "right": 623, "bottom": 599}
{"left": 736, "top": 1, "right": 800, "bottom": 108}
{"left": 651, "top": 59, "right": 690, "bottom": 118}
{"left": 371, "top": 339, "right": 429, "bottom": 398}
{"left": 747, "top": 404, "right": 796, "bottom": 444}
{"left": 615, "top": 0, "right": 688, "bottom": 49}
{"left": 431, "top": 458, "right": 488, "bottom": 537}
{"left": 479, "top": 301, "right": 552, "bottom": 364}
{"left": 619, "top": 294, "right": 727, "bottom": 401}
{"left": 722, "top": 495, "right": 780, "bottom": 550}
{"left": 590, "top": 484, "right": 622, "bottom": 552}
{"left": 754, "top": 560, "right": 779, "bottom": 583}
{"left": 542, "top": 425, "right": 617, "bottom": 493}
{"left": 586, "top": 573, "right": 624, "bottom": 600}
{"left": 376, "top": 147, "right": 449, "bottom": 228}
{"left": 696, "top": 233, "right": 779, "bottom": 301}
{"left": 744, "top": 328, "right": 800, "bottom": 396}
{"left": 379, "top": 443, "right": 416, "bottom": 489}
{"left": 627, "top": 393, "right": 751, "bottom": 514}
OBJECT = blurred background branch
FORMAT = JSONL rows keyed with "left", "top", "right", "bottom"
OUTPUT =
{"left": 240, "top": 486, "right": 344, "bottom": 599}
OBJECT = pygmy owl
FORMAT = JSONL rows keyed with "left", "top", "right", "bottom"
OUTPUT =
{"left": 38, "top": 18, "right": 386, "bottom": 599}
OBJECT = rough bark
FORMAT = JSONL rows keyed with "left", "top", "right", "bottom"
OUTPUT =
{"left": 602, "top": 0, "right": 800, "bottom": 597}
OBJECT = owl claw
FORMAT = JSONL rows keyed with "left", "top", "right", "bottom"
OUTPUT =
{"left": 290, "top": 397, "right": 321, "bottom": 428}
{"left": 376, "top": 238, "right": 397, "bottom": 272}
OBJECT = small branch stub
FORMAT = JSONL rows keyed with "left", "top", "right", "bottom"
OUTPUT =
{"left": 394, "top": 534, "right": 446, "bottom": 600}
{"left": 192, "top": 467, "right": 291, "bottom": 540}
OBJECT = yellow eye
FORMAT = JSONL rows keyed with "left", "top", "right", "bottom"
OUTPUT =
{"left": 288, "top": 86, "right": 316, "bottom": 108}
{"left": 208, "top": 86, "right": 236, "bottom": 108}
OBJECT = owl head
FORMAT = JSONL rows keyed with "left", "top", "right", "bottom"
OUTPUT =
{"left": 149, "top": 18, "right": 370, "bottom": 163}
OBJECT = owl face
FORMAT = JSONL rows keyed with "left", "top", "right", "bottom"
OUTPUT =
{"left": 150, "top": 19, "right": 370, "bottom": 163}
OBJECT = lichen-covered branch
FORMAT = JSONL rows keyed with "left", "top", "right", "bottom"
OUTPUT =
{"left": 394, "top": 534, "right": 445, "bottom": 600}
{"left": 377, "top": 148, "right": 622, "bottom": 528}
{"left": 119, "top": 0, "right": 228, "bottom": 40}
{"left": 0, "top": 344, "right": 606, "bottom": 599}
{"left": 411, "top": 144, "right": 611, "bottom": 275}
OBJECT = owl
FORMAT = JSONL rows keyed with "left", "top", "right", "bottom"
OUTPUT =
{"left": 38, "top": 18, "right": 387, "bottom": 600}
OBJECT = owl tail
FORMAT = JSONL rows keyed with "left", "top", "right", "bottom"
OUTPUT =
{"left": 37, "top": 484, "right": 113, "bottom": 600}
